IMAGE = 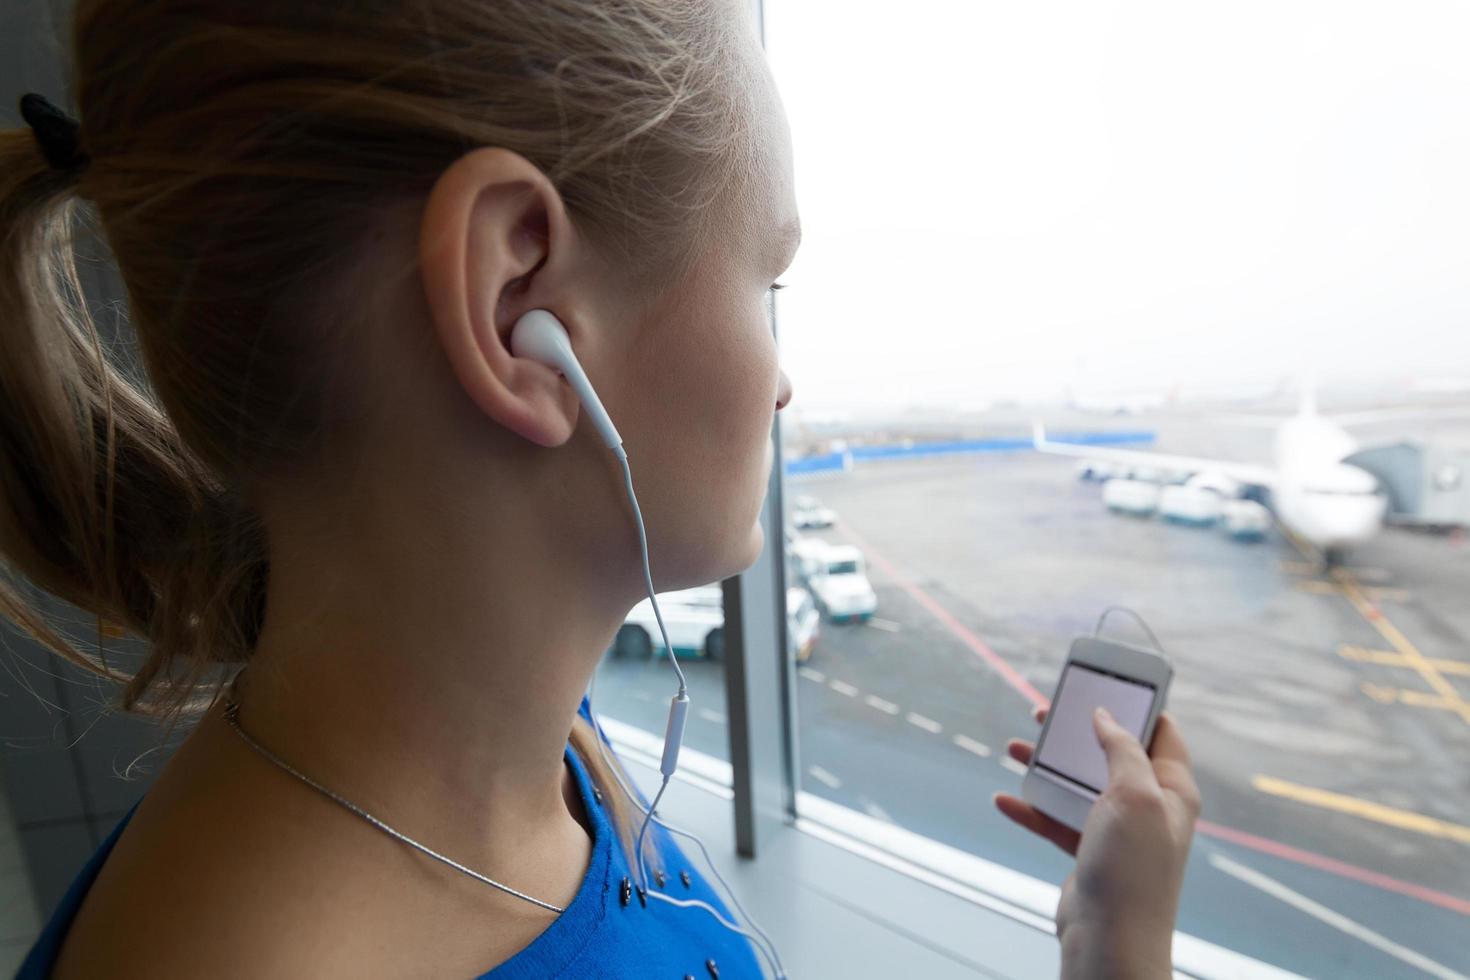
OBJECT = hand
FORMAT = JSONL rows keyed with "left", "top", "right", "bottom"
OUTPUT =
{"left": 993, "top": 704, "right": 1201, "bottom": 980}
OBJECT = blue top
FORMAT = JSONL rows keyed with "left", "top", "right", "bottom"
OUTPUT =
{"left": 17, "top": 696, "right": 763, "bottom": 979}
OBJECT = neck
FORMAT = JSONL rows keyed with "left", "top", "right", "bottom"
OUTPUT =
{"left": 229, "top": 445, "right": 648, "bottom": 867}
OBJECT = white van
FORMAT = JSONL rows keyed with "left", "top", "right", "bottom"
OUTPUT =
{"left": 613, "top": 584, "right": 823, "bottom": 661}
{"left": 1159, "top": 484, "right": 1224, "bottom": 526}
{"left": 803, "top": 544, "right": 878, "bottom": 624}
{"left": 1222, "top": 499, "right": 1272, "bottom": 540}
{"left": 1102, "top": 478, "right": 1161, "bottom": 516}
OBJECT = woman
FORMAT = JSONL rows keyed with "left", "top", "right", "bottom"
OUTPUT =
{"left": 1, "top": 0, "right": 1200, "bottom": 976}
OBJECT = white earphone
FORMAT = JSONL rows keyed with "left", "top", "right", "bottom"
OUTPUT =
{"left": 508, "top": 309, "right": 788, "bottom": 979}
{"left": 509, "top": 309, "right": 623, "bottom": 451}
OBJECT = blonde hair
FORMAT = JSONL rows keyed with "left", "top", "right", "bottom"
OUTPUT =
{"left": 0, "top": 0, "right": 756, "bottom": 876}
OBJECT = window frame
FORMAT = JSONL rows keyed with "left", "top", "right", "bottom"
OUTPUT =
{"left": 719, "top": 273, "right": 801, "bottom": 856}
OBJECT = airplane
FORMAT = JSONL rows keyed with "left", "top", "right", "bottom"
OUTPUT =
{"left": 1033, "top": 386, "right": 1390, "bottom": 563}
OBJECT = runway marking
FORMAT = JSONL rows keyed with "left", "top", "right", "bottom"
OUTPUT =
{"left": 697, "top": 707, "right": 727, "bottom": 724}
{"left": 1279, "top": 524, "right": 1470, "bottom": 728}
{"left": 905, "top": 711, "right": 942, "bottom": 734}
{"left": 1329, "top": 567, "right": 1470, "bottom": 728}
{"left": 953, "top": 734, "right": 992, "bottom": 758}
{"left": 864, "top": 694, "right": 900, "bottom": 715}
{"left": 865, "top": 617, "right": 902, "bottom": 633}
{"left": 829, "top": 679, "right": 859, "bottom": 697}
{"left": 1208, "top": 854, "right": 1470, "bottom": 980}
{"left": 833, "top": 521, "right": 1048, "bottom": 708}
{"left": 1000, "top": 756, "right": 1028, "bottom": 776}
{"left": 1340, "top": 645, "right": 1470, "bottom": 678}
{"left": 1295, "top": 580, "right": 1410, "bottom": 603}
{"left": 808, "top": 764, "right": 842, "bottom": 790}
{"left": 1280, "top": 559, "right": 1392, "bottom": 582}
{"left": 1361, "top": 683, "right": 1464, "bottom": 713}
{"left": 1196, "top": 817, "right": 1470, "bottom": 919}
{"left": 797, "top": 667, "right": 826, "bottom": 684}
{"left": 811, "top": 515, "right": 1470, "bottom": 918}
{"left": 1252, "top": 775, "right": 1470, "bottom": 846}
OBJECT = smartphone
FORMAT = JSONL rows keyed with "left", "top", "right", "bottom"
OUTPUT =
{"left": 1021, "top": 636, "right": 1173, "bottom": 832}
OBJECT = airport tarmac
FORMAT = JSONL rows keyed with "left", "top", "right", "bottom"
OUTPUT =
{"left": 592, "top": 416, "right": 1470, "bottom": 979}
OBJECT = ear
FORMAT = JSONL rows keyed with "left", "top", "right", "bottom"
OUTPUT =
{"left": 419, "top": 147, "right": 582, "bottom": 448}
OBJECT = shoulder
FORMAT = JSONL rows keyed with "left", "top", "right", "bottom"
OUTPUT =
{"left": 50, "top": 766, "right": 374, "bottom": 979}
{"left": 50, "top": 717, "right": 580, "bottom": 980}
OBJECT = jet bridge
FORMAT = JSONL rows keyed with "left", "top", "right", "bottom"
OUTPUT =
{"left": 1345, "top": 440, "right": 1470, "bottom": 528}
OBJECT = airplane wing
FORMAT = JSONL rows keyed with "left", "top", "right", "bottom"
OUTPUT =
{"left": 1032, "top": 422, "right": 1278, "bottom": 488}
{"left": 1327, "top": 405, "right": 1470, "bottom": 427}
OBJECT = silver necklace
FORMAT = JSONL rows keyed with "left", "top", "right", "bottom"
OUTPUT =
{"left": 221, "top": 683, "right": 566, "bottom": 914}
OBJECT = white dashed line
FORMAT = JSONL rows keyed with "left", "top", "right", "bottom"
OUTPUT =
{"left": 1000, "top": 756, "right": 1028, "bottom": 776}
{"left": 906, "top": 712, "right": 942, "bottom": 734}
{"left": 829, "top": 679, "right": 859, "bottom": 697}
{"left": 953, "top": 734, "right": 992, "bottom": 758}
{"left": 697, "top": 708, "right": 726, "bottom": 724}
{"left": 808, "top": 765, "right": 843, "bottom": 789}
{"left": 798, "top": 667, "right": 826, "bottom": 684}
{"left": 864, "top": 694, "right": 900, "bottom": 715}
{"left": 865, "top": 617, "right": 901, "bottom": 633}
{"left": 632, "top": 690, "right": 652, "bottom": 702}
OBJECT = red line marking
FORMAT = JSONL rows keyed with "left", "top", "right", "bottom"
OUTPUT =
{"left": 836, "top": 522, "right": 1047, "bottom": 708}
{"left": 827, "top": 519, "right": 1470, "bottom": 920}
{"left": 1196, "top": 819, "right": 1470, "bottom": 919}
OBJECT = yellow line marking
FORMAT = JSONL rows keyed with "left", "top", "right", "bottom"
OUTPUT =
{"left": 1398, "top": 689, "right": 1461, "bottom": 711}
{"left": 1277, "top": 523, "right": 1470, "bottom": 727}
{"left": 1280, "top": 559, "right": 1391, "bottom": 582}
{"left": 1360, "top": 683, "right": 1399, "bottom": 704}
{"left": 1330, "top": 568, "right": 1470, "bottom": 727}
{"left": 1296, "top": 580, "right": 1411, "bottom": 603}
{"left": 1359, "top": 683, "right": 1461, "bottom": 711}
{"left": 1340, "top": 645, "right": 1470, "bottom": 677}
{"left": 1253, "top": 775, "right": 1470, "bottom": 845}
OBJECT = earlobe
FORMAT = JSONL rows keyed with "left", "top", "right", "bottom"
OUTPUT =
{"left": 418, "top": 148, "right": 582, "bottom": 449}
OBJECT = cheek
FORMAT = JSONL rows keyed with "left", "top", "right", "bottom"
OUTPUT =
{"left": 649, "top": 305, "right": 777, "bottom": 582}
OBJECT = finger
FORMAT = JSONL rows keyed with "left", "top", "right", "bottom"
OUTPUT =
{"left": 1147, "top": 713, "right": 1200, "bottom": 804}
{"left": 1006, "top": 738, "right": 1034, "bottom": 766}
{"left": 993, "top": 792, "right": 1081, "bottom": 856}
{"left": 1147, "top": 712, "right": 1192, "bottom": 769}
{"left": 1032, "top": 703, "right": 1049, "bottom": 725}
{"left": 1093, "top": 707, "right": 1158, "bottom": 791}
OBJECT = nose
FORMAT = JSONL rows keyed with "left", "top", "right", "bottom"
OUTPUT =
{"left": 776, "top": 368, "right": 794, "bottom": 412}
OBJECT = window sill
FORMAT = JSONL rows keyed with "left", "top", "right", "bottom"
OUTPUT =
{"left": 603, "top": 716, "right": 1305, "bottom": 980}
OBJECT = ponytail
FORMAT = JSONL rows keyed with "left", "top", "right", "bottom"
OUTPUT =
{"left": 0, "top": 124, "right": 265, "bottom": 721}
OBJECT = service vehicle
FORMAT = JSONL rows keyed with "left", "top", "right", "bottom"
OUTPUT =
{"left": 804, "top": 544, "right": 878, "bottom": 623}
{"left": 613, "top": 584, "right": 823, "bottom": 661}
{"left": 1101, "top": 478, "right": 1161, "bottom": 517}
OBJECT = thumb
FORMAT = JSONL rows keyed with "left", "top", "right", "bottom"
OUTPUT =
{"left": 1092, "top": 706, "right": 1155, "bottom": 789}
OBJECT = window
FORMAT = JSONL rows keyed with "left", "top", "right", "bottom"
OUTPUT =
{"left": 763, "top": 3, "right": 1470, "bottom": 979}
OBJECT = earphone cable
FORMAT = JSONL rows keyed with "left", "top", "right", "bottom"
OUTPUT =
{"left": 584, "top": 675, "right": 788, "bottom": 979}
{"left": 615, "top": 447, "right": 685, "bottom": 696}
{"left": 1093, "top": 605, "right": 1165, "bottom": 653}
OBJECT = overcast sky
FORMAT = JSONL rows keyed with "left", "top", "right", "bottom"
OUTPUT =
{"left": 762, "top": 0, "right": 1470, "bottom": 413}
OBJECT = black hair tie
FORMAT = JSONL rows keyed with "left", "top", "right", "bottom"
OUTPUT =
{"left": 19, "top": 93, "right": 89, "bottom": 174}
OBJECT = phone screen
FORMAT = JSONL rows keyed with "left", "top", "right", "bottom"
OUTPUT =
{"left": 1035, "top": 663, "right": 1156, "bottom": 794}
